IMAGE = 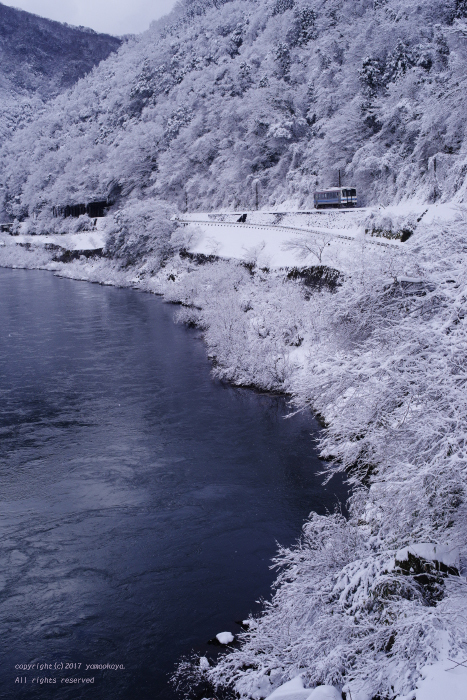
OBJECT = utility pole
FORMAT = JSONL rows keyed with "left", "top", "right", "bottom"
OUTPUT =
{"left": 252, "top": 179, "right": 259, "bottom": 210}
{"left": 338, "top": 169, "right": 341, "bottom": 187}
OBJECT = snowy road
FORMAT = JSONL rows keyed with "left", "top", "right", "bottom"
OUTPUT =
{"left": 177, "top": 210, "right": 403, "bottom": 272}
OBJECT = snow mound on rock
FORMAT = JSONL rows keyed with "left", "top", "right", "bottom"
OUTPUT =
{"left": 265, "top": 675, "right": 310, "bottom": 699}
{"left": 216, "top": 631, "right": 234, "bottom": 645}
{"left": 395, "top": 543, "right": 459, "bottom": 569}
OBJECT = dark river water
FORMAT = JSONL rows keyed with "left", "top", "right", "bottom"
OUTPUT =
{"left": 0, "top": 268, "right": 347, "bottom": 699}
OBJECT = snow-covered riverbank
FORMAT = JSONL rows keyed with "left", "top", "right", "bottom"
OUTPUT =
{"left": 1, "top": 203, "right": 466, "bottom": 700}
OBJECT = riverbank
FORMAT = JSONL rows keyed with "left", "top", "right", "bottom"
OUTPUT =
{"left": 1, "top": 203, "right": 466, "bottom": 700}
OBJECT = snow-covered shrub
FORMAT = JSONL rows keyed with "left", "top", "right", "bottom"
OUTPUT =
{"left": 208, "top": 512, "right": 467, "bottom": 699}
{"left": 105, "top": 199, "right": 177, "bottom": 272}
{"left": 17, "top": 210, "right": 98, "bottom": 235}
{"left": 170, "top": 223, "right": 203, "bottom": 252}
{"left": 157, "top": 257, "right": 313, "bottom": 391}
{"left": 363, "top": 209, "right": 418, "bottom": 241}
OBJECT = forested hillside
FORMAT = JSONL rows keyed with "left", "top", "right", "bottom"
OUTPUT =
{"left": 2, "top": 0, "right": 467, "bottom": 223}
{"left": 0, "top": 2, "right": 121, "bottom": 147}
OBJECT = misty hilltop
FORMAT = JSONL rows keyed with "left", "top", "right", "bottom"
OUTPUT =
{"left": 0, "top": 1, "right": 121, "bottom": 145}
{"left": 2, "top": 0, "right": 467, "bottom": 221}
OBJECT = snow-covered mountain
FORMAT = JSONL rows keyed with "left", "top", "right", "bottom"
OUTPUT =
{"left": 0, "top": 2, "right": 121, "bottom": 146}
{"left": 2, "top": 0, "right": 467, "bottom": 223}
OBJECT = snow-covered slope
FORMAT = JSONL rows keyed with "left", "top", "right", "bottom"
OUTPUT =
{"left": 3, "top": 0, "right": 467, "bottom": 223}
{"left": 0, "top": 2, "right": 121, "bottom": 147}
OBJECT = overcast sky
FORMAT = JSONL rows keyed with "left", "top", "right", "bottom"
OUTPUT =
{"left": 4, "top": 0, "right": 178, "bottom": 35}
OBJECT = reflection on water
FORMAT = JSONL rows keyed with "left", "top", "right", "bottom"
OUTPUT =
{"left": 0, "top": 268, "right": 347, "bottom": 699}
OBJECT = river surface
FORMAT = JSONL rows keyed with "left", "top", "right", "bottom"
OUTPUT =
{"left": 0, "top": 268, "right": 347, "bottom": 699}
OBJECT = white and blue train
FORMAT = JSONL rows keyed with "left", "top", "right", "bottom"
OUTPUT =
{"left": 313, "top": 187, "right": 357, "bottom": 209}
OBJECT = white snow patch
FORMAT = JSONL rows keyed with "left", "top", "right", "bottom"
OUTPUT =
{"left": 199, "top": 656, "right": 210, "bottom": 670}
{"left": 414, "top": 659, "right": 467, "bottom": 700}
{"left": 410, "top": 633, "right": 467, "bottom": 700}
{"left": 216, "top": 631, "right": 234, "bottom": 644}
{"left": 265, "top": 675, "right": 310, "bottom": 700}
